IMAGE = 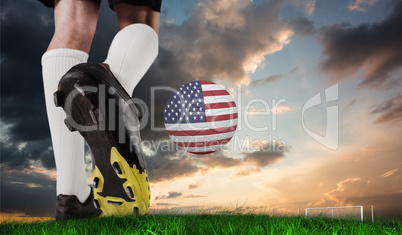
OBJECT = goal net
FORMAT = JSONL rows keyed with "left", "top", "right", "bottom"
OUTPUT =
{"left": 305, "top": 206, "right": 363, "bottom": 221}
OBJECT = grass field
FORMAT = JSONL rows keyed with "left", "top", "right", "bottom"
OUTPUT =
{"left": 1, "top": 213, "right": 401, "bottom": 234}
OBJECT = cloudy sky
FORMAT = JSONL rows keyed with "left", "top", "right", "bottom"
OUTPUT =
{"left": 1, "top": 0, "right": 401, "bottom": 219}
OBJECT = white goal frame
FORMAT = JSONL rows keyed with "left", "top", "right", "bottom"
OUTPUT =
{"left": 305, "top": 206, "right": 363, "bottom": 221}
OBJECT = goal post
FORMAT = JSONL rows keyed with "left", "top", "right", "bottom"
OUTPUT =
{"left": 305, "top": 206, "right": 363, "bottom": 221}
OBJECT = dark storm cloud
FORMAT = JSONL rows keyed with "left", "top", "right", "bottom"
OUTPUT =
{"left": 319, "top": 1, "right": 402, "bottom": 89}
{"left": 289, "top": 16, "right": 315, "bottom": 36}
{"left": 146, "top": 140, "right": 288, "bottom": 183}
{"left": 0, "top": 167, "right": 56, "bottom": 217}
{"left": 1, "top": 0, "right": 53, "bottom": 149}
{"left": 0, "top": 0, "right": 116, "bottom": 169}
{"left": 242, "top": 141, "right": 286, "bottom": 167}
{"left": 1, "top": 138, "right": 54, "bottom": 169}
{"left": 154, "top": 191, "right": 182, "bottom": 200}
{"left": 370, "top": 96, "right": 402, "bottom": 124}
{"left": 243, "top": 151, "right": 284, "bottom": 168}
{"left": 145, "top": 143, "right": 201, "bottom": 182}
{"left": 0, "top": 0, "right": 117, "bottom": 217}
{"left": 199, "top": 151, "right": 243, "bottom": 168}
{"left": 0, "top": 0, "right": 61, "bottom": 218}
{"left": 154, "top": 0, "right": 293, "bottom": 85}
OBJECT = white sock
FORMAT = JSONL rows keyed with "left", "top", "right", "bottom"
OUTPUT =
{"left": 42, "top": 48, "right": 90, "bottom": 203}
{"left": 104, "top": 24, "right": 159, "bottom": 96}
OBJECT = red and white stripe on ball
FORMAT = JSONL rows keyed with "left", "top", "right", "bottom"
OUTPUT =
{"left": 164, "top": 81, "right": 238, "bottom": 154}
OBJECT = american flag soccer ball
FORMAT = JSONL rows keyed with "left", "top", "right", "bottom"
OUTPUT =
{"left": 164, "top": 81, "right": 238, "bottom": 154}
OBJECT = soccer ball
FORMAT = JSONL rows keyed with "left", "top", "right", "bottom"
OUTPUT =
{"left": 164, "top": 81, "right": 238, "bottom": 154}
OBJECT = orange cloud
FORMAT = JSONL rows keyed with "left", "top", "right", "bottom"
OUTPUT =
{"left": 315, "top": 178, "right": 361, "bottom": 206}
{"left": 233, "top": 167, "right": 261, "bottom": 177}
{"left": 4, "top": 164, "right": 56, "bottom": 182}
{"left": 312, "top": 170, "right": 402, "bottom": 217}
{"left": 380, "top": 169, "right": 398, "bottom": 178}
{"left": 359, "top": 147, "right": 381, "bottom": 152}
{"left": 304, "top": 0, "right": 316, "bottom": 15}
{"left": 271, "top": 105, "right": 291, "bottom": 114}
{"left": 348, "top": 0, "right": 379, "bottom": 12}
{"left": 262, "top": 140, "right": 402, "bottom": 217}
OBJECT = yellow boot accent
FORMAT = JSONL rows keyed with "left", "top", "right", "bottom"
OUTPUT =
{"left": 93, "top": 147, "right": 150, "bottom": 216}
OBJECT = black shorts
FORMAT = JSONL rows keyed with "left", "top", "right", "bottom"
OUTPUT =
{"left": 38, "top": 0, "right": 161, "bottom": 12}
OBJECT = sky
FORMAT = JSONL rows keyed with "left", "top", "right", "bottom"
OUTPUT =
{"left": 1, "top": 0, "right": 402, "bottom": 219}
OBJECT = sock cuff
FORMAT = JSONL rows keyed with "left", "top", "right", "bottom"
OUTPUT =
{"left": 42, "top": 48, "right": 89, "bottom": 65}
{"left": 104, "top": 23, "right": 159, "bottom": 95}
{"left": 121, "top": 23, "right": 159, "bottom": 47}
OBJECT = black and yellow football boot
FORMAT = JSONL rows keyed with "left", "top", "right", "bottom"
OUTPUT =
{"left": 54, "top": 63, "right": 150, "bottom": 217}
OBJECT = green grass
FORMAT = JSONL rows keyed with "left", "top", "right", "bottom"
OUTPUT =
{"left": 1, "top": 214, "right": 401, "bottom": 235}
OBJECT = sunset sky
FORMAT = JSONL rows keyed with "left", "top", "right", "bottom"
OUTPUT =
{"left": 1, "top": 0, "right": 401, "bottom": 219}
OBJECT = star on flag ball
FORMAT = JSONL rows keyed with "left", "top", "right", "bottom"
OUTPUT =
{"left": 164, "top": 81, "right": 238, "bottom": 154}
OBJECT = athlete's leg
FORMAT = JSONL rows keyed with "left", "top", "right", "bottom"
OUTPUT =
{"left": 114, "top": 4, "right": 160, "bottom": 32}
{"left": 47, "top": 0, "right": 100, "bottom": 52}
{"left": 104, "top": 3, "right": 160, "bottom": 96}
{"left": 67, "top": 1, "right": 160, "bottom": 216}
{"left": 41, "top": 0, "right": 100, "bottom": 205}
